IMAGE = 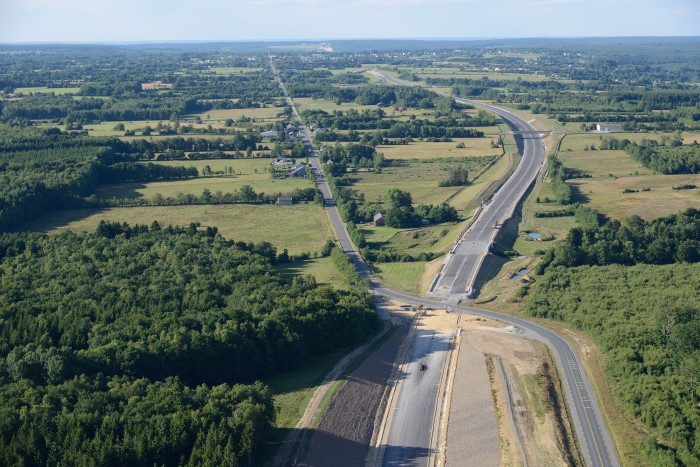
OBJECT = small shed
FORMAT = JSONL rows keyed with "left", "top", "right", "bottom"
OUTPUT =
{"left": 373, "top": 212, "right": 385, "bottom": 226}
{"left": 277, "top": 197, "right": 293, "bottom": 205}
{"left": 596, "top": 123, "right": 623, "bottom": 133}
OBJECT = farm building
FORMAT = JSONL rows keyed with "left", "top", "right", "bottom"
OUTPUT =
{"left": 277, "top": 197, "right": 293, "bottom": 205}
{"left": 596, "top": 123, "right": 623, "bottom": 132}
{"left": 260, "top": 130, "right": 279, "bottom": 138}
{"left": 373, "top": 212, "right": 386, "bottom": 226}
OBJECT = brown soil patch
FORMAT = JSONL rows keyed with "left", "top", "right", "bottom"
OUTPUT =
{"left": 468, "top": 329, "right": 538, "bottom": 374}
{"left": 482, "top": 336, "right": 573, "bottom": 467}
{"left": 417, "top": 309, "right": 458, "bottom": 332}
{"left": 301, "top": 325, "right": 409, "bottom": 467}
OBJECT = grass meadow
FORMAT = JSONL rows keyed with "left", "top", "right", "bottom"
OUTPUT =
{"left": 26, "top": 204, "right": 334, "bottom": 256}
{"left": 376, "top": 138, "right": 501, "bottom": 160}
{"left": 350, "top": 157, "right": 494, "bottom": 206}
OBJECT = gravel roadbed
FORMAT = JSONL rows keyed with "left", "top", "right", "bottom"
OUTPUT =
{"left": 301, "top": 324, "right": 410, "bottom": 467}
{"left": 445, "top": 333, "right": 500, "bottom": 466}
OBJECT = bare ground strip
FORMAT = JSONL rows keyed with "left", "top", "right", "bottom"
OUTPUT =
{"left": 445, "top": 333, "right": 500, "bottom": 466}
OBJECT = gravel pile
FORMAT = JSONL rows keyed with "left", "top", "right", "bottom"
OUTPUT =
{"left": 445, "top": 334, "right": 500, "bottom": 466}
{"left": 302, "top": 325, "right": 409, "bottom": 467}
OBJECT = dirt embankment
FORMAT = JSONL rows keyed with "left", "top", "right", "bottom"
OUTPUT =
{"left": 300, "top": 323, "right": 409, "bottom": 466}
{"left": 468, "top": 328, "right": 580, "bottom": 467}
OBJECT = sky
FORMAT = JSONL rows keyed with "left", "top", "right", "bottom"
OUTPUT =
{"left": 0, "top": 0, "right": 698, "bottom": 43}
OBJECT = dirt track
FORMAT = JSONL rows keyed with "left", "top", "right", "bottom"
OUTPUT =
{"left": 301, "top": 324, "right": 410, "bottom": 467}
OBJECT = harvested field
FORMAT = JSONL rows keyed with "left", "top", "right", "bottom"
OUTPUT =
{"left": 301, "top": 324, "right": 410, "bottom": 467}
{"left": 445, "top": 334, "right": 500, "bottom": 466}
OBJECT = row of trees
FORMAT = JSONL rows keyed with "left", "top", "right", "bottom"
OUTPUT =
{"left": 97, "top": 186, "right": 322, "bottom": 208}
{"left": 535, "top": 208, "right": 700, "bottom": 273}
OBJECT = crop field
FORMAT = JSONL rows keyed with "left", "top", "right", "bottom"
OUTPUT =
{"left": 349, "top": 157, "right": 493, "bottom": 206}
{"left": 27, "top": 203, "right": 334, "bottom": 255}
{"left": 377, "top": 138, "right": 501, "bottom": 160}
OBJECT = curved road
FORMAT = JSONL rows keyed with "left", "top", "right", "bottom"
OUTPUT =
{"left": 271, "top": 61, "right": 618, "bottom": 467}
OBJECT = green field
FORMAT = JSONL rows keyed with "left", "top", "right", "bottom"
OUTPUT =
{"left": 144, "top": 158, "right": 277, "bottom": 173}
{"left": 377, "top": 138, "right": 501, "bottom": 160}
{"left": 568, "top": 174, "right": 700, "bottom": 221}
{"left": 372, "top": 261, "right": 429, "bottom": 296}
{"left": 559, "top": 149, "right": 653, "bottom": 178}
{"left": 187, "top": 107, "right": 286, "bottom": 121}
{"left": 204, "top": 67, "right": 264, "bottom": 75}
{"left": 97, "top": 158, "right": 313, "bottom": 201}
{"left": 350, "top": 157, "right": 493, "bottom": 206}
{"left": 96, "top": 177, "right": 309, "bottom": 201}
{"left": 293, "top": 97, "right": 385, "bottom": 114}
{"left": 26, "top": 204, "right": 334, "bottom": 255}
{"left": 277, "top": 256, "right": 347, "bottom": 290}
{"left": 361, "top": 221, "right": 462, "bottom": 256}
{"left": 556, "top": 142, "right": 700, "bottom": 220}
{"left": 13, "top": 86, "right": 79, "bottom": 95}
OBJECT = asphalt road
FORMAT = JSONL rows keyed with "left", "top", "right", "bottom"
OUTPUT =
{"left": 272, "top": 62, "right": 618, "bottom": 467}
{"left": 379, "top": 329, "right": 452, "bottom": 466}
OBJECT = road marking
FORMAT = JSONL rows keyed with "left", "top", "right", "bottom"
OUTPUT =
{"left": 570, "top": 359, "right": 606, "bottom": 467}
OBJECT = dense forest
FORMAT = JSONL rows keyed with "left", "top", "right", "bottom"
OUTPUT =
{"left": 526, "top": 264, "right": 700, "bottom": 465}
{"left": 0, "top": 224, "right": 379, "bottom": 465}
{"left": 527, "top": 207, "right": 700, "bottom": 464}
